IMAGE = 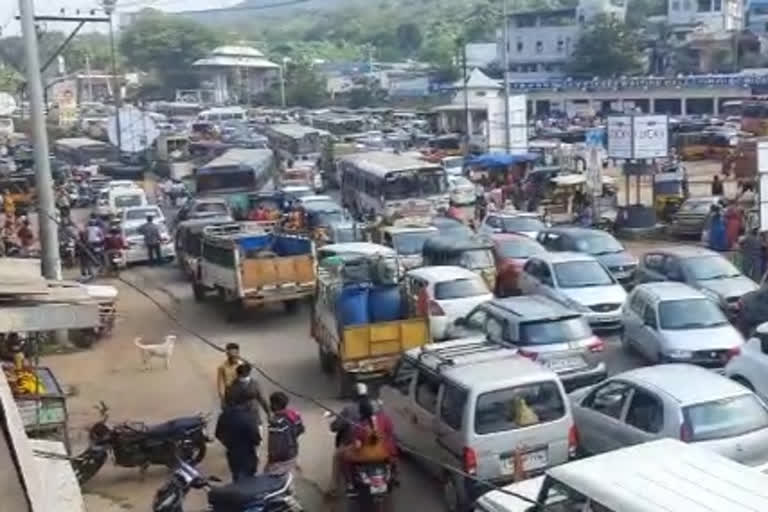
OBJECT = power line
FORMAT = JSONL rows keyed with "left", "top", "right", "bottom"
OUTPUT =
{"left": 39, "top": 209, "right": 543, "bottom": 507}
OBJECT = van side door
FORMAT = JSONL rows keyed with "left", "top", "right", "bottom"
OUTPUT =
{"left": 410, "top": 367, "right": 442, "bottom": 459}
{"left": 573, "top": 380, "right": 633, "bottom": 455}
{"left": 380, "top": 356, "right": 419, "bottom": 450}
{"left": 434, "top": 382, "right": 469, "bottom": 476}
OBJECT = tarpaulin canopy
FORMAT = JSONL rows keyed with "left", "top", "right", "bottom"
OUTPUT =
{"left": 465, "top": 152, "right": 539, "bottom": 169}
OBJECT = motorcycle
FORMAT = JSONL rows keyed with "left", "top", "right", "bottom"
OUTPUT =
{"left": 60, "top": 239, "right": 76, "bottom": 268}
{"left": 72, "top": 402, "right": 209, "bottom": 485}
{"left": 346, "top": 463, "right": 393, "bottom": 512}
{"left": 153, "top": 459, "right": 302, "bottom": 512}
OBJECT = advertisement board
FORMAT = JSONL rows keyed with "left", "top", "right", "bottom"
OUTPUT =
{"left": 486, "top": 94, "right": 528, "bottom": 154}
{"left": 607, "top": 114, "right": 669, "bottom": 160}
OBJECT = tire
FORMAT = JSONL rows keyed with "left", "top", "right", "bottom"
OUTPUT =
{"left": 72, "top": 329, "right": 98, "bottom": 349}
{"left": 338, "top": 368, "right": 356, "bottom": 399}
{"left": 284, "top": 299, "right": 299, "bottom": 313}
{"left": 732, "top": 376, "right": 755, "bottom": 391}
{"left": 319, "top": 346, "right": 335, "bottom": 375}
{"left": 442, "top": 473, "right": 469, "bottom": 512}
{"left": 71, "top": 447, "right": 108, "bottom": 485}
{"left": 192, "top": 282, "right": 206, "bottom": 302}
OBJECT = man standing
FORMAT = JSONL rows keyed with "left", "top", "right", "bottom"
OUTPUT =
{"left": 711, "top": 174, "right": 724, "bottom": 196}
{"left": 225, "top": 362, "right": 270, "bottom": 427}
{"left": 138, "top": 215, "right": 162, "bottom": 265}
{"left": 215, "top": 388, "right": 261, "bottom": 482}
{"left": 216, "top": 343, "right": 242, "bottom": 405}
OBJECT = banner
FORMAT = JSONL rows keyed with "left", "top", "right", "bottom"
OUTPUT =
{"left": 486, "top": 94, "right": 528, "bottom": 154}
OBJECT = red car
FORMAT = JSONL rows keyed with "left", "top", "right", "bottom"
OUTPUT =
{"left": 491, "top": 233, "right": 546, "bottom": 296}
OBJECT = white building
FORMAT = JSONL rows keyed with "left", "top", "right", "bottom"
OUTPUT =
{"left": 667, "top": 0, "right": 743, "bottom": 32}
{"left": 192, "top": 46, "right": 280, "bottom": 105}
{"left": 500, "top": 0, "right": 626, "bottom": 79}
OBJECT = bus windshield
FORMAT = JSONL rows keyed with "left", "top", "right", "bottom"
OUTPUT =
{"left": 384, "top": 170, "right": 447, "bottom": 200}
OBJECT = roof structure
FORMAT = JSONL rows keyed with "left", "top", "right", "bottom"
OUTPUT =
{"left": 453, "top": 68, "right": 502, "bottom": 90}
{"left": 193, "top": 45, "right": 279, "bottom": 70}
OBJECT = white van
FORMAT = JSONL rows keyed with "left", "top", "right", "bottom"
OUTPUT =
{"left": 474, "top": 438, "right": 768, "bottom": 512}
{"left": 96, "top": 187, "right": 147, "bottom": 216}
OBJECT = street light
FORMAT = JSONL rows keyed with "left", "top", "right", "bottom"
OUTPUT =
{"left": 102, "top": 0, "right": 121, "bottom": 154}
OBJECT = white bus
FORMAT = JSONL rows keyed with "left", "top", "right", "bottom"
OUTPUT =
{"left": 339, "top": 151, "right": 449, "bottom": 220}
{"left": 197, "top": 106, "right": 247, "bottom": 123}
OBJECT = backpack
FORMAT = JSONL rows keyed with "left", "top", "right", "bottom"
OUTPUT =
{"left": 267, "top": 411, "right": 301, "bottom": 463}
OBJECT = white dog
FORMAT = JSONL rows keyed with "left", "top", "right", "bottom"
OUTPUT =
{"left": 134, "top": 335, "right": 176, "bottom": 370}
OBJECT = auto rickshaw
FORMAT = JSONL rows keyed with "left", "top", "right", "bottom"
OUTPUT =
{"left": 421, "top": 234, "right": 496, "bottom": 289}
{"left": 653, "top": 165, "right": 687, "bottom": 222}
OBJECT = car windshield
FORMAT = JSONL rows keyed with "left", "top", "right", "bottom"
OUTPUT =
{"left": 575, "top": 233, "right": 624, "bottom": 255}
{"left": 392, "top": 232, "right": 432, "bottom": 255}
{"left": 554, "top": 261, "right": 613, "bottom": 288}
{"left": 659, "top": 298, "right": 729, "bottom": 329}
{"left": 496, "top": 238, "right": 545, "bottom": 259}
{"left": 384, "top": 170, "right": 448, "bottom": 199}
{"left": 114, "top": 194, "right": 143, "bottom": 208}
{"left": 475, "top": 381, "right": 566, "bottom": 435}
{"left": 683, "top": 255, "right": 742, "bottom": 280}
{"left": 125, "top": 208, "right": 160, "bottom": 221}
{"left": 519, "top": 317, "right": 592, "bottom": 345}
{"left": 459, "top": 249, "right": 494, "bottom": 270}
{"left": 683, "top": 394, "right": 768, "bottom": 442}
{"left": 434, "top": 277, "right": 488, "bottom": 300}
{"left": 501, "top": 217, "right": 545, "bottom": 233}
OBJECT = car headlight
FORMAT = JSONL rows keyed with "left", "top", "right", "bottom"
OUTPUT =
{"left": 700, "top": 288, "right": 722, "bottom": 305}
{"left": 666, "top": 349, "right": 693, "bottom": 359}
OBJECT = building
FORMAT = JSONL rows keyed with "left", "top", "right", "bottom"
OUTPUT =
{"left": 500, "top": 0, "right": 626, "bottom": 79}
{"left": 192, "top": 45, "right": 280, "bottom": 105}
{"left": 667, "top": 0, "right": 743, "bottom": 32}
{"left": 747, "top": 0, "right": 768, "bottom": 34}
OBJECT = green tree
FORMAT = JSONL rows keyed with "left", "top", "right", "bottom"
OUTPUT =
{"left": 420, "top": 21, "right": 461, "bottom": 80}
{"left": 396, "top": 23, "right": 423, "bottom": 55}
{"left": 119, "top": 13, "right": 221, "bottom": 94}
{"left": 64, "top": 34, "right": 114, "bottom": 72}
{"left": 275, "top": 55, "right": 328, "bottom": 108}
{"left": 0, "top": 68, "right": 22, "bottom": 93}
{"left": 567, "top": 15, "right": 643, "bottom": 77}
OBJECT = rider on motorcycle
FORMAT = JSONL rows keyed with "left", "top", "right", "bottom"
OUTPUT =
{"left": 104, "top": 223, "right": 126, "bottom": 274}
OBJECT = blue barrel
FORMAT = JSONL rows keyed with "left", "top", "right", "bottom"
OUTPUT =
{"left": 368, "top": 285, "right": 403, "bottom": 323}
{"left": 337, "top": 284, "right": 370, "bottom": 327}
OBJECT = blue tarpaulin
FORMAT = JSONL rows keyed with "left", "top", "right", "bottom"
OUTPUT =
{"left": 465, "top": 152, "right": 539, "bottom": 168}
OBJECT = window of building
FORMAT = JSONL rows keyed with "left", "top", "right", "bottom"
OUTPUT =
{"left": 714, "top": 0, "right": 721, "bottom": 10}
{"left": 516, "top": 41, "right": 523, "bottom": 52}
{"left": 536, "top": 41, "right": 543, "bottom": 53}
{"left": 557, "top": 39, "right": 564, "bottom": 52}
{"left": 696, "top": 0, "right": 708, "bottom": 11}
{"left": 672, "top": 0, "right": 680, "bottom": 9}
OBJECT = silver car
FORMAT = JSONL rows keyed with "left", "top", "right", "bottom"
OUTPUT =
{"left": 570, "top": 364, "right": 768, "bottom": 467}
{"left": 518, "top": 252, "right": 627, "bottom": 330}
{"left": 622, "top": 282, "right": 745, "bottom": 366}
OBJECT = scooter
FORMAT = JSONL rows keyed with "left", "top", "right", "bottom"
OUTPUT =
{"left": 153, "top": 459, "right": 302, "bottom": 512}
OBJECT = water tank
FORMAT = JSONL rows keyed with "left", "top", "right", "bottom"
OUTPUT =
{"left": 336, "top": 284, "right": 370, "bottom": 327}
{"left": 368, "top": 285, "right": 402, "bottom": 323}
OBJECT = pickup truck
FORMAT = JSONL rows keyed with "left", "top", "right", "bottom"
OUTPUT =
{"left": 194, "top": 222, "right": 315, "bottom": 319}
{"left": 311, "top": 266, "right": 429, "bottom": 397}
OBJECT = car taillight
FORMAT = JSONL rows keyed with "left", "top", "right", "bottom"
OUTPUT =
{"left": 518, "top": 348, "right": 538, "bottom": 360}
{"left": 588, "top": 337, "right": 605, "bottom": 352}
{"left": 429, "top": 300, "right": 445, "bottom": 316}
{"left": 463, "top": 446, "right": 477, "bottom": 475}
{"left": 680, "top": 422, "right": 693, "bottom": 443}
{"left": 568, "top": 425, "right": 579, "bottom": 458}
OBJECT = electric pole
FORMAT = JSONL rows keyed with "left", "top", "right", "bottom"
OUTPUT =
{"left": 18, "top": 0, "right": 61, "bottom": 280}
{"left": 502, "top": 0, "right": 511, "bottom": 153}
{"left": 103, "top": 0, "right": 122, "bottom": 155}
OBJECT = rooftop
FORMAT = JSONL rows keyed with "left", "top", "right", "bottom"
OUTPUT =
{"left": 619, "top": 364, "right": 748, "bottom": 404}
{"left": 193, "top": 45, "right": 278, "bottom": 69}
{"left": 634, "top": 282, "right": 707, "bottom": 301}
{"left": 490, "top": 295, "right": 575, "bottom": 319}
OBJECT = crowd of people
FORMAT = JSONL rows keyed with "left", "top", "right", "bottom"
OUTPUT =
{"left": 214, "top": 343, "right": 397, "bottom": 495}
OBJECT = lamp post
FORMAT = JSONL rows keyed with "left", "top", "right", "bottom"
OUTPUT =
{"left": 102, "top": 0, "right": 121, "bottom": 154}
{"left": 279, "top": 57, "right": 287, "bottom": 108}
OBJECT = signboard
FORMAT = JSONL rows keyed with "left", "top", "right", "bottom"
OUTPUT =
{"left": 486, "top": 94, "right": 528, "bottom": 154}
{"left": 607, "top": 116, "right": 632, "bottom": 159}
{"left": 607, "top": 114, "right": 669, "bottom": 160}
{"left": 632, "top": 115, "right": 669, "bottom": 159}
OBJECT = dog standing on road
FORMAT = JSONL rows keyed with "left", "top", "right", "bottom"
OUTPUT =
{"left": 134, "top": 335, "right": 176, "bottom": 370}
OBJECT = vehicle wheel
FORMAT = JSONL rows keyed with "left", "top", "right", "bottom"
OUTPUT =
{"left": 192, "top": 283, "right": 206, "bottom": 302}
{"left": 319, "top": 346, "right": 335, "bottom": 375}
{"left": 178, "top": 438, "right": 207, "bottom": 466}
{"left": 442, "top": 473, "right": 468, "bottom": 512}
{"left": 338, "top": 368, "right": 356, "bottom": 399}
{"left": 732, "top": 376, "right": 755, "bottom": 391}
{"left": 284, "top": 299, "right": 299, "bottom": 313}
{"left": 71, "top": 329, "right": 98, "bottom": 349}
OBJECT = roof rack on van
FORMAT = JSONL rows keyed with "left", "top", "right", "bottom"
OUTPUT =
{"left": 417, "top": 342, "right": 508, "bottom": 372}
{"left": 202, "top": 221, "right": 274, "bottom": 238}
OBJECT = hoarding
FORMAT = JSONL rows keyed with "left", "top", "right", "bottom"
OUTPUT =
{"left": 607, "top": 114, "right": 669, "bottom": 160}
{"left": 607, "top": 115, "right": 632, "bottom": 159}
{"left": 487, "top": 95, "right": 528, "bottom": 154}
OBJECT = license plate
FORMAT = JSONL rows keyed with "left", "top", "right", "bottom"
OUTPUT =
{"left": 502, "top": 449, "right": 548, "bottom": 474}
{"left": 543, "top": 357, "right": 585, "bottom": 372}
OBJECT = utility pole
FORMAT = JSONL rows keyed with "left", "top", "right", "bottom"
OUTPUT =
{"left": 279, "top": 58, "right": 286, "bottom": 108}
{"left": 103, "top": 0, "right": 122, "bottom": 155}
{"left": 459, "top": 37, "right": 470, "bottom": 158}
{"left": 502, "top": 0, "right": 511, "bottom": 153}
{"left": 18, "top": 0, "right": 61, "bottom": 281}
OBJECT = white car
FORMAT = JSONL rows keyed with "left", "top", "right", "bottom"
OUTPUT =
{"left": 96, "top": 187, "right": 148, "bottom": 217}
{"left": 121, "top": 205, "right": 165, "bottom": 228}
{"left": 479, "top": 211, "right": 546, "bottom": 239}
{"left": 405, "top": 266, "right": 493, "bottom": 340}
{"left": 122, "top": 222, "right": 175, "bottom": 264}
{"left": 518, "top": 252, "right": 627, "bottom": 330}
{"left": 447, "top": 175, "right": 475, "bottom": 205}
{"left": 726, "top": 322, "right": 768, "bottom": 400}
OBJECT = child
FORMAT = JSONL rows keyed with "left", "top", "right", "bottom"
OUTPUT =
{"left": 265, "top": 391, "right": 305, "bottom": 475}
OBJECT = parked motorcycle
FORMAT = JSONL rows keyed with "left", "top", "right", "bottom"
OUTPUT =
{"left": 153, "top": 459, "right": 302, "bottom": 512}
{"left": 72, "top": 402, "right": 209, "bottom": 485}
{"left": 60, "top": 239, "right": 76, "bottom": 268}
